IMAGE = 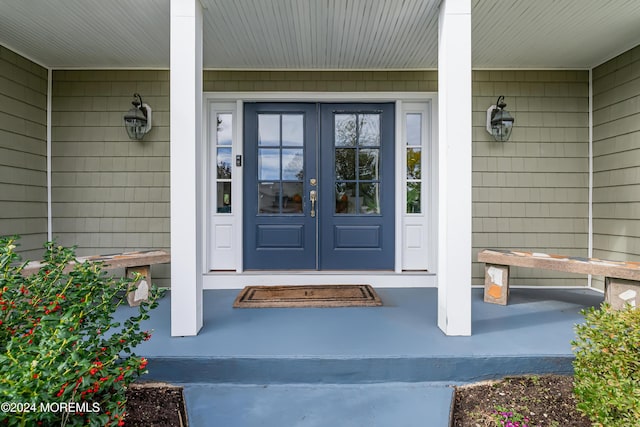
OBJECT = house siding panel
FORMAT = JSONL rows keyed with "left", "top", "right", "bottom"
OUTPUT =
{"left": 203, "top": 70, "right": 438, "bottom": 92}
{"left": 47, "top": 68, "right": 592, "bottom": 288}
{"left": 472, "top": 70, "right": 590, "bottom": 287}
{"left": 51, "top": 70, "right": 170, "bottom": 286}
{"left": 0, "top": 46, "right": 48, "bottom": 259}
{"left": 592, "top": 45, "right": 640, "bottom": 290}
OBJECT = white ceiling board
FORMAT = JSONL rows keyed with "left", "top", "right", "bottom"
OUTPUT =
{"left": 472, "top": 0, "right": 640, "bottom": 68}
{"left": 0, "top": 0, "right": 170, "bottom": 68}
{"left": 201, "top": 0, "right": 440, "bottom": 69}
{"left": 1, "top": 0, "right": 640, "bottom": 69}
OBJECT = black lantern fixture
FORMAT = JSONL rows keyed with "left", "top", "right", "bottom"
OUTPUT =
{"left": 486, "top": 96, "right": 514, "bottom": 142}
{"left": 123, "top": 93, "right": 152, "bottom": 140}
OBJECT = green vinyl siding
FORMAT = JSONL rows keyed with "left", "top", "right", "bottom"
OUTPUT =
{"left": 203, "top": 70, "right": 438, "bottom": 92}
{"left": 51, "top": 70, "right": 170, "bottom": 286}
{"left": 472, "top": 70, "right": 590, "bottom": 287}
{"left": 0, "top": 46, "right": 48, "bottom": 259}
{"left": 592, "top": 45, "right": 640, "bottom": 290}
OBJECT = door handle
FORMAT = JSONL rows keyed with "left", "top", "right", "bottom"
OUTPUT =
{"left": 310, "top": 190, "right": 317, "bottom": 217}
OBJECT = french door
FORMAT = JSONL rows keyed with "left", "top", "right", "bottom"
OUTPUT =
{"left": 243, "top": 102, "right": 394, "bottom": 270}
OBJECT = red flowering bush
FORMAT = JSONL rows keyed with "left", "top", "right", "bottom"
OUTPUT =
{"left": 0, "top": 237, "right": 164, "bottom": 426}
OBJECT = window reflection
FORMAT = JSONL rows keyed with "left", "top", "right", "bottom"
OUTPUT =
{"left": 407, "top": 182, "right": 421, "bottom": 213}
{"left": 359, "top": 149, "right": 379, "bottom": 180}
{"left": 335, "top": 114, "right": 357, "bottom": 147}
{"left": 405, "top": 112, "right": 423, "bottom": 214}
{"left": 258, "top": 114, "right": 280, "bottom": 146}
{"left": 359, "top": 114, "right": 380, "bottom": 146}
{"left": 406, "top": 113, "right": 421, "bottom": 146}
{"left": 282, "top": 149, "right": 304, "bottom": 180}
{"left": 217, "top": 114, "right": 232, "bottom": 146}
{"left": 258, "top": 148, "right": 280, "bottom": 181}
{"left": 257, "top": 113, "right": 305, "bottom": 215}
{"left": 406, "top": 148, "right": 421, "bottom": 180}
{"left": 334, "top": 112, "right": 382, "bottom": 215}
{"left": 282, "top": 114, "right": 304, "bottom": 146}
{"left": 214, "top": 112, "right": 233, "bottom": 214}
{"left": 217, "top": 182, "right": 231, "bottom": 213}
{"left": 335, "top": 149, "right": 356, "bottom": 180}
{"left": 359, "top": 183, "right": 380, "bottom": 214}
{"left": 217, "top": 147, "right": 232, "bottom": 179}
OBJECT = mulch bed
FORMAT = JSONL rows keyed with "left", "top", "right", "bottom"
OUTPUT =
{"left": 124, "top": 375, "right": 592, "bottom": 427}
{"left": 125, "top": 382, "right": 187, "bottom": 426}
{"left": 451, "top": 375, "right": 591, "bottom": 427}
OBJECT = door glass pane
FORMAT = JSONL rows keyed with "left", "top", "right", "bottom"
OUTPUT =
{"left": 407, "top": 182, "right": 421, "bottom": 213}
{"left": 282, "top": 149, "right": 304, "bottom": 180}
{"left": 217, "top": 182, "right": 232, "bottom": 213}
{"left": 217, "top": 114, "right": 233, "bottom": 145}
{"left": 406, "top": 148, "right": 421, "bottom": 179}
{"left": 282, "top": 182, "right": 303, "bottom": 213}
{"left": 335, "top": 182, "right": 356, "bottom": 214}
{"left": 258, "top": 114, "right": 280, "bottom": 146}
{"left": 335, "top": 114, "right": 357, "bottom": 147}
{"left": 406, "top": 113, "right": 421, "bottom": 146}
{"left": 282, "top": 114, "right": 304, "bottom": 146}
{"left": 359, "top": 114, "right": 380, "bottom": 146}
{"left": 258, "top": 182, "right": 280, "bottom": 213}
{"left": 258, "top": 148, "right": 280, "bottom": 180}
{"left": 217, "top": 147, "right": 232, "bottom": 179}
{"left": 335, "top": 148, "right": 356, "bottom": 180}
{"left": 359, "top": 149, "right": 379, "bottom": 180}
{"left": 359, "top": 183, "right": 380, "bottom": 214}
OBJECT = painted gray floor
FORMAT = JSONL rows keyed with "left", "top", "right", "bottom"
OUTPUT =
{"left": 124, "top": 287, "right": 601, "bottom": 360}
{"left": 116, "top": 287, "right": 602, "bottom": 427}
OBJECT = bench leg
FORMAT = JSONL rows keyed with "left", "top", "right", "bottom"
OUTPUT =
{"left": 484, "top": 263, "right": 510, "bottom": 305}
{"left": 605, "top": 277, "right": 639, "bottom": 310}
{"left": 126, "top": 265, "right": 151, "bottom": 307}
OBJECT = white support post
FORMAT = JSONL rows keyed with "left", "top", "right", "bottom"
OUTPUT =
{"left": 437, "top": 0, "right": 472, "bottom": 336}
{"left": 170, "top": 0, "right": 204, "bottom": 336}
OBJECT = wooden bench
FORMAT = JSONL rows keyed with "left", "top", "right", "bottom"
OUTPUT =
{"left": 22, "top": 250, "right": 171, "bottom": 307}
{"left": 478, "top": 249, "right": 640, "bottom": 309}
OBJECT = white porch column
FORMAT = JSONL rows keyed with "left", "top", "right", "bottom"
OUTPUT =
{"left": 170, "top": 0, "right": 203, "bottom": 336}
{"left": 437, "top": 0, "right": 472, "bottom": 336}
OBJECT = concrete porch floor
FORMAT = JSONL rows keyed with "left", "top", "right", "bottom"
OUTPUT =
{"left": 118, "top": 287, "right": 602, "bottom": 426}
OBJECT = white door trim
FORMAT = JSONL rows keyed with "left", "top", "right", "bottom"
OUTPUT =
{"left": 203, "top": 92, "right": 437, "bottom": 288}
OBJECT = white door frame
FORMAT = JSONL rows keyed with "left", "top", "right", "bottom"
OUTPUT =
{"left": 202, "top": 92, "right": 438, "bottom": 289}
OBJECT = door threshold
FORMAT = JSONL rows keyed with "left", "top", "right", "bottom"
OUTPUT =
{"left": 203, "top": 271, "right": 436, "bottom": 289}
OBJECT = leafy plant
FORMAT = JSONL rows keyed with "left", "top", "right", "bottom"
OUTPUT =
{"left": 0, "top": 237, "right": 164, "bottom": 426}
{"left": 572, "top": 303, "right": 640, "bottom": 426}
{"left": 492, "top": 406, "right": 530, "bottom": 427}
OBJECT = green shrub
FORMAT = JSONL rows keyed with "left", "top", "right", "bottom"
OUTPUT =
{"left": 572, "top": 303, "right": 640, "bottom": 426}
{"left": 0, "top": 237, "right": 164, "bottom": 426}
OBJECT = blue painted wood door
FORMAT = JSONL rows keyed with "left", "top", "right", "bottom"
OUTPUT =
{"left": 319, "top": 104, "right": 395, "bottom": 270}
{"left": 243, "top": 103, "right": 394, "bottom": 270}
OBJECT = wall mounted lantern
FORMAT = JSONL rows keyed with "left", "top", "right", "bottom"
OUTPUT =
{"left": 123, "top": 93, "right": 152, "bottom": 140}
{"left": 486, "top": 96, "right": 514, "bottom": 142}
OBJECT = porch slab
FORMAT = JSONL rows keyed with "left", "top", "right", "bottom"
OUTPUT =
{"left": 119, "top": 287, "right": 603, "bottom": 383}
{"left": 118, "top": 287, "right": 600, "bottom": 426}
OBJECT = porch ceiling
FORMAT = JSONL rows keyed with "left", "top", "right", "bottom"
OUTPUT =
{"left": 1, "top": 0, "right": 640, "bottom": 70}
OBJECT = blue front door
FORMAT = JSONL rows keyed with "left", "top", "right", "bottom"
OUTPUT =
{"left": 244, "top": 102, "right": 395, "bottom": 270}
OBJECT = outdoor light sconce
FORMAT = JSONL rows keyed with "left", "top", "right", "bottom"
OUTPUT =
{"left": 123, "top": 93, "right": 152, "bottom": 140}
{"left": 486, "top": 96, "right": 514, "bottom": 142}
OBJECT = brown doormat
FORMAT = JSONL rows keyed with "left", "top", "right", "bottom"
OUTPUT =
{"left": 233, "top": 284, "right": 382, "bottom": 308}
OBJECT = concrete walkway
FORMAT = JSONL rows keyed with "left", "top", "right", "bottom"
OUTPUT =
{"left": 117, "top": 287, "right": 602, "bottom": 426}
{"left": 183, "top": 382, "right": 453, "bottom": 427}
